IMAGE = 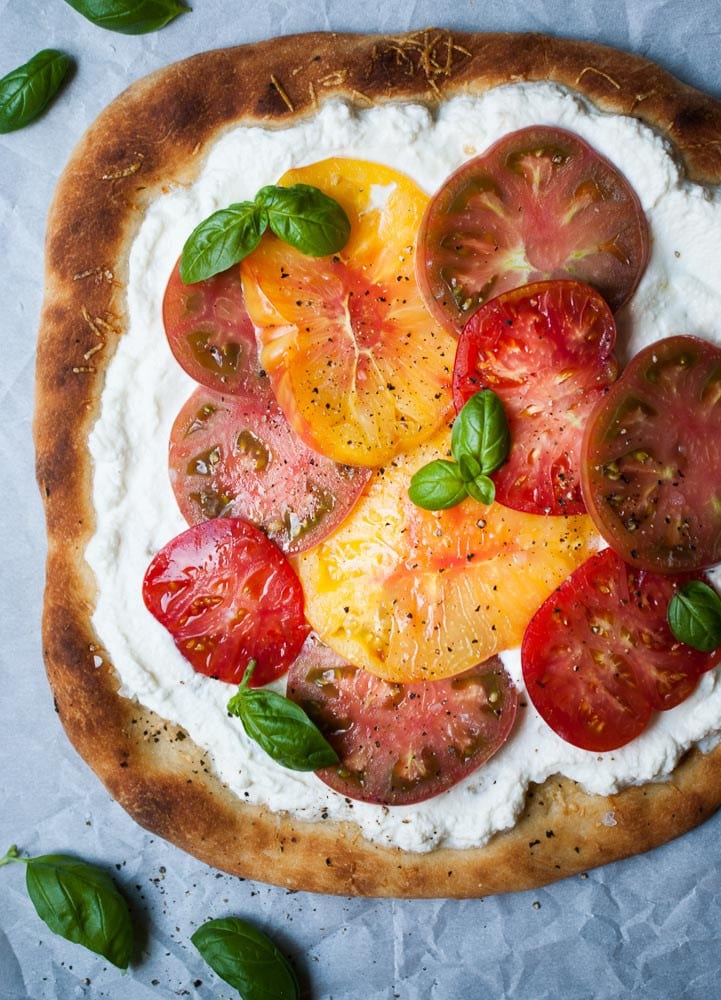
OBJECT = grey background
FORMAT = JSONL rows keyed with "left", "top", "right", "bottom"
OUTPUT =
{"left": 3, "top": 1, "right": 721, "bottom": 997}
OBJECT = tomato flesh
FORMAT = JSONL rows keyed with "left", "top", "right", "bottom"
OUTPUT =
{"left": 169, "top": 385, "right": 371, "bottom": 554}
{"left": 522, "top": 547, "right": 719, "bottom": 752}
{"left": 163, "top": 258, "right": 260, "bottom": 394}
{"left": 287, "top": 635, "right": 517, "bottom": 805}
{"left": 582, "top": 335, "right": 721, "bottom": 573}
{"left": 241, "top": 158, "right": 455, "bottom": 467}
{"left": 453, "top": 280, "right": 618, "bottom": 515}
{"left": 142, "top": 519, "right": 309, "bottom": 686}
{"left": 417, "top": 126, "right": 649, "bottom": 331}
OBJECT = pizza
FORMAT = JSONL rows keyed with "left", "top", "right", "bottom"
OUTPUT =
{"left": 34, "top": 29, "right": 721, "bottom": 898}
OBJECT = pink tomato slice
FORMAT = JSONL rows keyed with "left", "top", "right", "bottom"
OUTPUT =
{"left": 418, "top": 126, "right": 649, "bottom": 331}
{"left": 287, "top": 634, "right": 517, "bottom": 805}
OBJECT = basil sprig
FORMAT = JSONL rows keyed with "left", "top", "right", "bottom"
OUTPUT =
{"left": 0, "top": 50, "right": 72, "bottom": 134}
{"left": 409, "top": 390, "right": 511, "bottom": 510}
{"left": 0, "top": 845, "right": 134, "bottom": 969}
{"left": 63, "top": 0, "right": 190, "bottom": 34}
{"left": 227, "top": 661, "right": 339, "bottom": 771}
{"left": 192, "top": 917, "right": 299, "bottom": 1000}
{"left": 668, "top": 580, "right": 721, "bottom": 653}
{"left": 180, "top": 184, "right": 351, "bottom": 284}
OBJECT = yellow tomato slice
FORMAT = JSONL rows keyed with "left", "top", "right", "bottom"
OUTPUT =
{"left": 297, "top": 425, "right": 599, "bottom": 682}
{"left": 241, "top": 158, "right": 455, "bottom": 467}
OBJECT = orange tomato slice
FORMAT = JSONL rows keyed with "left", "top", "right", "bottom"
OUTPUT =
{"left": 241, "top": 158, "right": 456, "bottom": 467}
{"left": 297, "top": 424, "right": 599, "bottom": 682}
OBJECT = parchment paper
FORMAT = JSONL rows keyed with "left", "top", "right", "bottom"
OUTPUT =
{"left": 3, "top": 1, "right": 721, "bottom": 997}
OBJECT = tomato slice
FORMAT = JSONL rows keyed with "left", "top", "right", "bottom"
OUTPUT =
{"left": 163, "top": 258, "right": 260, "bottom": 394}
{"left": 453, "top": 280, "right": 618, "bottom": 516}
{"left": 142, "top": 519, "right": 309, "bottom": 686}
{"left": 287, "top": 634, "right": 517, "bottom": 805}
{"left": 522, "top": 547, "right": 719, "bottom": 752}
{"left": 582, "top": 335, "right": 721, "bottom": 573}
{"left": 169, "top": 385, "right": 371, "bottom": 554}
{"left": 298, "top": 422, "right": 599, "bottom": 683}
{"left": 241, "top": 158, "right": 455, "bottom": 467}
{"left": 417, "top": 126, "right": 649, "bottom": 331}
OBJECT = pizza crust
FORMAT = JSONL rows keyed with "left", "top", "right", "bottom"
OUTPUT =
{"left": 34, "top": 29, "right": 721, "bottom": 898}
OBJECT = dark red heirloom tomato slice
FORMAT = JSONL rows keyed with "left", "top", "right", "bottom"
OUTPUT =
{"left": 522, "top": 547, "right": 719, "bottom": 752}
{"left": 163, "top": 258, "right": 260, "bottom": 394}
{"left": 453, "top": 281, "right": 618, "bottom": 515}
{"left": 142, "top": 519, "right": 309, "bottom": 687}
{"left": 418, "top": 125, "right": 649, "bottom": 332}
{"left": 582, "top": 335, "right": 721, "bottom": 573}
{"left": 287, "top": 635, "right": 517, "bottom": 806}
{"left": 169, "top": 384, "right": 371, "bottom": 554}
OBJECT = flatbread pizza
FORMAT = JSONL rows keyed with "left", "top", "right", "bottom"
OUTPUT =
{"left": 34, "top": 29, "right": 721, "bottom": 897}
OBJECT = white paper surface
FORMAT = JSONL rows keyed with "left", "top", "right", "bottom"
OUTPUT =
{"left": 3, "top": 1, "right": 721, "bottom": 997}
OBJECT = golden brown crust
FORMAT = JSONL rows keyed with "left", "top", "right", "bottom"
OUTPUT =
{"left": 34, "top": 29, "right": 721, "bottom": 898}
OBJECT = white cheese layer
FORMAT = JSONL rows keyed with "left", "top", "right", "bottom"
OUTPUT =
{"left": 87, "top": 83, "right": 721, "bottom": 853}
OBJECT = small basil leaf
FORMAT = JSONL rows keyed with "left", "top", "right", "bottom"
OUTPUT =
{"left": 180, "top": 203, "right": 266, "bottom": 284}
{"left": 0, "top": 50, "right": 72, "bottom": 134}
{"left": 668, "top": 580, "right": 721, "bottom": 653}
{"left": 457, "top": 453, "right": 481, "bottom": 484}
{"left": 466, "top": 474, "right": 496, "bottom": 506}
{"left": 451, "top": 390, "right": 510, "bottom": 476}
{"left": 24, "top": 854, "right": 134, "bottom": 969}
{"left": 228, "top": 685, "right": 339, "bottom": 771}
{"left": 408, "top": 460, "right": 468, "bottom": 511}
{"left": 256, "top": 184, "right": 351, "bottom": 256}
{"left": 63, "top": 0, "right": 190, "bottom": 34}
{"left": 192, "top": 917, "right": 299, "bottom": 1000}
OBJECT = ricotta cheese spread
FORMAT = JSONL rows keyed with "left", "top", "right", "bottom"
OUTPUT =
{"left": 87, "top": 83, "right": 721, "bottom": 853}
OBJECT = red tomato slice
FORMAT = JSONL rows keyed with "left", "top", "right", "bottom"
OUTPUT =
{"left": 522, "top": 547, "right": 719, "bottom": 752}
{"left": 163, "top": 258, "right": 260, "bottom": 394}
{"left": 582, "top": 335, "right": 721, "bottom": 573}
{"left": 169, "top": 385, "right": 371, "bottom": 554}
{"left": 287, "top": 635, "right": 517, "bottom": 805}
{"left": 142, "top": 519, "right": 309, "bottom": 686}
{"left": 453, "top": 281, "right": 618, "bottom": 516}
{"left": 417, "top": 126, "right": 649, "bottom": 331}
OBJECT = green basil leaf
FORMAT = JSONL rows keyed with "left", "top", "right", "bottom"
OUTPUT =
{"left": 668, "top": 580, "right": 721, "bottom": 652}
{"left": 0, "top": 50, "right": 72, "bottom": 134}
{"left": 451, "top": 389, "right": 510, "bottom": 476}
{"left": 457, "top": 453, "right": 482, "bottom": 484}
{"left": 192, "top": 917, "right": 299, "bottom": 1000}
{"left": 180, "top": 203, "right": 266, "bottom": 284}
{"left": 228, "top": 671, "right": 339, "bottom": 771}
{"left": 24, "top": 854, "right": 134, "bottom": 969}
{"left": 408, "top": 460, "right": 468, "bottom": 511}
{"left": 63, "top": 0, "right": 189, "bottom": 34}
{"left": 466, "top": 474, "right": 496, "bottom": 506}
{"left": 256, "top": 184, "right": 351, "bottom": 256}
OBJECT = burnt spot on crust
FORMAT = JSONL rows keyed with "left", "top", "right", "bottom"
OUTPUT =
{"left": 365, "top": 29, "right": 472, "bottom": 97}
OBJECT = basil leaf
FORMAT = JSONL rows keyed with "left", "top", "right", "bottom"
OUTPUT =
{"left": 409, "top": 460, "right": 468, "bottom": 510}
{"left": 192, "top": 917, "right": 299, "bottom": 1000}
{"left": 668, "top": 580, "right": 721, "bottom": 653}
{"left": 457, "top": 453, "right": 481, "bottom": 484}
{"left": 228, "top": 666, "right": 339, "bottom": 771}
{"left": 451, "top": 389, "right": 510, "bottom": 476}
{"left": 256, "top": 184, "right": 351, "bottom": 256}
{"left": 180, "top": 203, "right": 266, "bottom": 284}
{"left": 24, "top": 854, "right": 134, "bottom": 969}
{"left": 0, "top": 50, "right": 72, "bottom": 134}
{"left": 63, "top": 0, "right": 189, "bottom": 34}
{"left": 466, "top": 474, "right": 496, "bottom": 506}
